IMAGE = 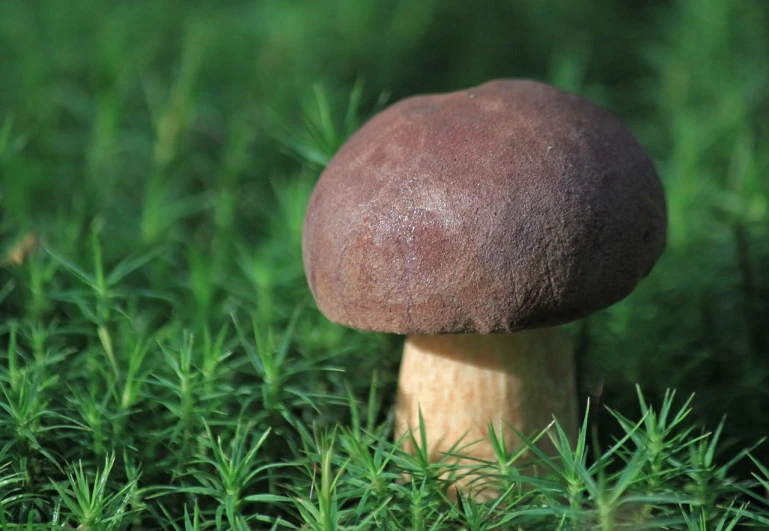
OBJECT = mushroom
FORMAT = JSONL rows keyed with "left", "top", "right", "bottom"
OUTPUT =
{"left": 302, "top": 79, "right": 667, "bottom": 497}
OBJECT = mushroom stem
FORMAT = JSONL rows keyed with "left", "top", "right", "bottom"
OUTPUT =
{"left": 395, "top": 329, "right": 577, "bottom": 497}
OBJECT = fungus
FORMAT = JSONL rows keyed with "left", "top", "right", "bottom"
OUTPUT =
{"left": 302, "top": 79, "right": 667, "bottom": 498}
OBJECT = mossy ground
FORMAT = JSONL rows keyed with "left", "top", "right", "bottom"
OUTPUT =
{"left": 1, "top": 0, "right": 768, "bottom": 528}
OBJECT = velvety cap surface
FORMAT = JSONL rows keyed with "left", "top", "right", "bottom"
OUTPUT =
{"left": 302, "top": 79, "right": 667, "bottom": 334}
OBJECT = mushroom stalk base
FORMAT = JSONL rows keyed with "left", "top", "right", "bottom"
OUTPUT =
{"left": 395, "top": 330, "right": 577, "bottom": 499}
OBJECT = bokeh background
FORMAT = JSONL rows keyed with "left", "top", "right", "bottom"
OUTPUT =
{"left": 1, "top": 0, "right": 768, "bottom": 525}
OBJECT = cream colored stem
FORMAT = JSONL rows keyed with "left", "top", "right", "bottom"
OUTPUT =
{"left": 395, "top": 330, "right": 577, "bottom": 498}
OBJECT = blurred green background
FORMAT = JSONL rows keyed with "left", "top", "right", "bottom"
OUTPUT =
{"left": 1, "top": 0, "right": 768, "bottom": 526}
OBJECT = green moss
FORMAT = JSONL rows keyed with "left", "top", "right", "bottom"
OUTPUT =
{"left": 1, "top": 0, "right": 768, "bottom": 527}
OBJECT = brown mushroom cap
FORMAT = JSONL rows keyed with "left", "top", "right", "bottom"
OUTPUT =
{"left": 302, "top": 79, "right": 667, "bottom": 335}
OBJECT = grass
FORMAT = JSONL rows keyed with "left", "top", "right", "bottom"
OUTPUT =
{"left": 1, "top": 0, "right": 769, "bottom": 528}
